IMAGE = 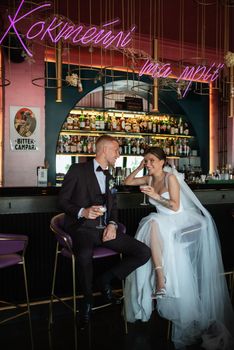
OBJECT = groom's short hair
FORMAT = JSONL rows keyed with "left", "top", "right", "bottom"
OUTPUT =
{"left": 96, "top": 135, "right": 118, "bottom": 153}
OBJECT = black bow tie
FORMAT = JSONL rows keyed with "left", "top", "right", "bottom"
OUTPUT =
{"left": 96, "top": 166, "right": 110, "bottom": 176}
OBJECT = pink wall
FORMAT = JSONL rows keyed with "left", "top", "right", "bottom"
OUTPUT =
{"left": 4, "top": 44, "right": 45, "bottom": 186}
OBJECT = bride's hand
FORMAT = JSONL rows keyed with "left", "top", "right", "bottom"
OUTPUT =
{"left": 137, "top": 159, "right": 145, "bottom": 171}
{"left": 140, "top": 185, "right": 160, "bottom": 200}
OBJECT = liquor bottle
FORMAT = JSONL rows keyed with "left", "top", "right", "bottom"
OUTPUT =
{"left": 165, "top": 138, "right": 170, "bottom": 156}
{"left": 153, "top": 138, "right": 160, "bottom": 147}
{"left": 178, "top": 138, "right": 183, "bottom": 156}
{"left": 92, "top": 137, "right": 96, "bottom": 153}
{"left": 152, "top": 118, "right": 157, "bottom": 133}
{"left": 64, "top": 136, "right": 71, "bottom": 153}
{"left": 174, "top": 138, "right": 180, "bottom": 156}
{"left": 160, "top": 119, "right": 167, "bottom": 134}
{"left": 184, "top": 139, "right": 190, "bottom": 156}
{"left": 147, "top": 117, "right": 153, "bottom": 132}
{"left": 170, "top": 118, "right": 175, "bottom": 135}
{"left": 170, "top": 138, "right": 175, "bottom": 155}
{"left": 87, "top": 137, "right": 92, "bottom": 154}
{"left": 140, "top": 139, "right": 146, "bottom": 155}
{"left": 95, "top": 114, "right": 100, "bottom": 130}
{"left": 79, "top": 113, "right": 85, "bottom": 130}
{"left": 131, "top": 139, "right": 137, "bottom": 154}
{"left": 120, "top": 114, "right": 125, "bottom": 131}
{"left": 111, "top": 116, "right": 117, "bottom": 131}
{"left": 105, "top": 114, "right": 111, "bottom": 131}
{"left": 99, "top": 114, "right": 105, "bottom": 130}
{"left": 141, "top": 117, "right": 148, "bottom": 133}
{"left": 116, "top": 117, "right": 121, "bottom": 131}
{"left": 123, "top": 138, "right": 128, "bottom": 155}
{"left": 85, "top": 114, "right": 90, "bottom": 130}
{"left": 82, "top": 138, "right": 87, "bottom": 153}
{"left": 183, "top": 122, "right": 189, "bottom": 136}
{"left": 57, "top": 135, "right": 64, "bottom": 153}
{"left": 67, "top": 115, "right": 74, "bottom": 130}
{"left": 127, "top": 138, "right": 132, "bottom": 154}
{"left": 70, "top": 136, "right": 77, "bottom": 153}
{"left": 77, "top": 138, "right": 82, "bottom": 153}
{"left": 73, "top": 116, "right": 79, "bottom": 130}
{"left": 90, "top": 115, "right": 96, "bottom": 131}
{"left": 178, "top": 117, "right": 183, "bottom": 135}
{"left": 166, "top": 118, "right": 171, "bottom": 134}
{"left": 182, "top": 139, "right": 187, "bottom": 156}
{"left": 136, "top": 139, "right": 141, "bottom": 155}
{"left": 174, "top": 119, "right": 179, "bottom": 134}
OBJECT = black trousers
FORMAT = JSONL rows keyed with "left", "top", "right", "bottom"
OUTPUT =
{"left": 69, "top": 226, "right": 151, "bottom": 302}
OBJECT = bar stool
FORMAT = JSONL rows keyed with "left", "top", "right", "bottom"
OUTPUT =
{"left": 0, "top": 234, "right": 32, "bottom": 328}
{"left": 48, "top": 213, "right": 128, "bottom": 333}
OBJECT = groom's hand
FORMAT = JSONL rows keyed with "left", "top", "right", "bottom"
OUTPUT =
{"left": 82, "top": 206, "right": 103, "bottom": 219}
{"left": 102, "top": 224, "right": 117, "bottom": 242}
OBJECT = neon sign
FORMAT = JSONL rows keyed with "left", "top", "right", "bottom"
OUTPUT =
{"left": 0, "top": 0, "right": 136, "bottom": 57}
{"left": 139, "top": 60, "right": 224, "bottom": 97}
{"left": 0, "top": 0, "right": 224, "bottom": 97}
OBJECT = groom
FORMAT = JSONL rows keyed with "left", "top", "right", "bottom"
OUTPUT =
{"left": 58, "top": 135, "right": 151, "bottom": 325}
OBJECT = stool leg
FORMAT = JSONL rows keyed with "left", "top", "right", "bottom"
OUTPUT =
{"left": 49, "top": 242, "right": 59, "bottom": 326}
{"left": 71, "top": 255, "right": 77, "bottom": 322}
{"left": 22, "top": 257, "right": 34, "bottom": 349}
{"left": 121, "top": 278, "right": 128, "bottom": 334}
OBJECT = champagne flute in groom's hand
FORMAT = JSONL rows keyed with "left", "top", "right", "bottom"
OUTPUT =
{"left": 94, "top": 194, "right": 107, "bottom": 229}
{"left": 96, "top": 206, "right": 107, "bottom": 229}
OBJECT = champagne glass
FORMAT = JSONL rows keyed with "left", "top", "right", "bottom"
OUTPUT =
{"left": 140, "top": 185, "right": 149, "bottom": 206}
{"left": 94, "top": 194, "right": 107, "bottom": 229}
{"left": 140, "top": 176, "right": 152, "bottom": 206}
{"left": 96, "top": 206, "right": 107, "bottom": 229}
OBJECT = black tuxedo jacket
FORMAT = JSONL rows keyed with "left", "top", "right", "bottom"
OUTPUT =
{"left": 58, "top": 160, "right": 118, "bottom": 233}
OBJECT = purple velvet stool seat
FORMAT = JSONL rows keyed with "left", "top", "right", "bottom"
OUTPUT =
{"left": 0, "top": 234, "right": 32, "bottom": 329}
{"left": 49, "top": 213, "right": 128, "bottom": 333}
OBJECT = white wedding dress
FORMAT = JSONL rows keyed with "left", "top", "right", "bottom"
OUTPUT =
{"left": 125, "top": 167, "right": 234, "bottom": 349}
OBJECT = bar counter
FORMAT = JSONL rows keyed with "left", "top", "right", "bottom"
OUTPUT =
{"left": 0, "top": 184, "right": 233, "bottom": 303}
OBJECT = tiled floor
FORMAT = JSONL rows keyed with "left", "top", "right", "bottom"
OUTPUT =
{"left": 0, "top": 297, "right": 205, "bottom": 350}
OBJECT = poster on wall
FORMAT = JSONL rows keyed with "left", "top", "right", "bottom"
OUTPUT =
{"left": 10, "top": 106, "right": 40, "bottom": 151}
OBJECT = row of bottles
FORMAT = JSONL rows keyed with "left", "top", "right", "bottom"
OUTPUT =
{"left": 57, "top": 135, "right": 193, "bottom": 157}
{"left": 63, "top": 112, "right": 190, "bottom": 135}
{"left": 181, "top": 164, "right": 234, "bottom": 184}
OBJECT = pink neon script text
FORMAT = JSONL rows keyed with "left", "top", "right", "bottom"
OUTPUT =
{"left": 0, "top": 0, "right": 135, "bottom": 57}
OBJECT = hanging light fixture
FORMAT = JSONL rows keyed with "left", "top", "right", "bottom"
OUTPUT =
{"left": 224, "top": 51, "right": 234, "bottom": 117}
{"left": 152, "top": 39, "right": 159, "bottom": 112}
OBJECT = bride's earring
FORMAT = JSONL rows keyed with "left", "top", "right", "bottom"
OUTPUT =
{"left": 152, "top": 266, "right": 166, "bottom": 299}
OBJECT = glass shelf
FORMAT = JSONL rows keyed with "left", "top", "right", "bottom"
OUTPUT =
{"left": 60, "top": 129, "right": 193, "bottom": 139}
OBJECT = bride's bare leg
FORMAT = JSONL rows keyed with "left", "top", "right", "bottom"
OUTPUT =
{"left": 150, "top": 221, "right": 165, "bottom": 292}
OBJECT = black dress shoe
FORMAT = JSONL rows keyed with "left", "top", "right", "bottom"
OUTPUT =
{"left": 101, "top": 284, "right": 122, "bottom": 305}
{"left": 79, "top": 302, "right": 92, "bottom": 327}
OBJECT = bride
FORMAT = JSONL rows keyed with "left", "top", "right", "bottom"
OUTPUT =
{"left": 124, "top": 147, "right": 234, "bottom": 349}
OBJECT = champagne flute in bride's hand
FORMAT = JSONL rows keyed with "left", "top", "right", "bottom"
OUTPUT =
{"left": 140, "top": 185, "right": 149, "bottom": 206}
{"left": 140, "top": 176, "right": 152, "bottom": 206}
